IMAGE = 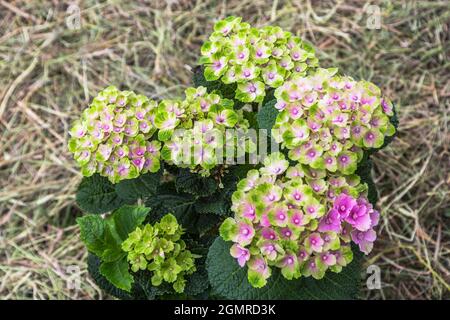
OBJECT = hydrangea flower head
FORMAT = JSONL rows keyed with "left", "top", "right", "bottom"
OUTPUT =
{"left": 272, "top": 68, "right": 396, "bottom": 175}
{"left": 158, "top": 86, "right": 252, "bottom": 176}
{"left": 200, "top": 16, "right": 319, "bottom": 103}
{"left": 221, "top": 153, "right": 381, "bottom": 288}
{"left": 68, "top": 86, "right": 161, "bottom": 183}
{"left": 121, "top": 213, "right": 197, "bottom": 293}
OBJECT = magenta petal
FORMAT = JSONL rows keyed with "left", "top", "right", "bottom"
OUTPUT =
{"left": 261, "top": 228, "right": 278, "bottom": 241}
{"left": 364, "top": 229, "right": 377, "bottom": 242}
{"left": 370, "top": 210, "right": 380, "bottom": 227}
{"left": 354, "top": 213, "right": 372, "bottom": 232}
{"left": 260, "top": 213, "right": 271, "bottom": 227}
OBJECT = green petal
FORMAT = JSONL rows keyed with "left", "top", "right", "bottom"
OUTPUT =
{"left": 219, "top": 218, "right": 238, "bottom": 241}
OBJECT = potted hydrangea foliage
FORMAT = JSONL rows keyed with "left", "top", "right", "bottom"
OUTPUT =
{"left": 70, "top": 16, "right": 397, "bottom": 300}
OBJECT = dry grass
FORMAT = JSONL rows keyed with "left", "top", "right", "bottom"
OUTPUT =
{"left": 0, "top": 0, "right": 448, "bottom": 300}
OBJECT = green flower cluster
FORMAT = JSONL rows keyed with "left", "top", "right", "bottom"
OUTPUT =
{"left": 272, "top": 68, "right": 396, "bottom": 175}
{"left": 157, "top": 86, "right": 252, "bottom": 176}
{"left": 121, "top": 214, "right": 197, "bottom": 293}
{"left": 221, "top": 153, "right": 374, "bottom": 288}
{"left": 200, "top": 16, "right": 319, "bottom": 103}
{"left": 68, "top": 86, "right": 161, "bottom": 183}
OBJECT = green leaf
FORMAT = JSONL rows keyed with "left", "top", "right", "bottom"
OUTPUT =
{"left": 77, "top": 205, "right": 150, "bottom": 258}
{"left": 356, "top": 156, "right": 378, "bottom": 206}
{"left": 115, "top": 170, "right": 162, "bottom": 202}
{"left": 175, "top": 169, "right": 218, "bottom": 197}
{"left": 194, "top": 195, "right": 229, "bottom": 216}
{"left": 99, "top": 256, "right": 134, "bottom": 292}
{"left": 146, "top": 192, "right": 196, "bottom": 219}
{"left": 87, "top": 254, "right": 135, "bottom": 300}
{"left": 207, "top": 237, "right": 362, "bottom": 300}
{"left": 76, "top": 174, "right": 131, "bottom": 214}
{"left": 145, "top": 190, "right": 220, "bottom": 235}
{"left": 78, "top": 205, "right": 151, "bottom": 277}
{"left": 193, "top": 214, "right": 222, "bottom": 236}
{"left": 77, "top": 215, "right": 108, "bottom": 257}
{"left": 257, "top": 99, "right": 278, "bottom": 135}
{"left": 184, "top": 267, "right": 210, "bottom": 297}
{"left": 88, "top": 254, "right": 171, "bottom": 300}
{"left": 112, "top": 205, "right": 150, "bottom": 241}
{"left": 134, "top": 271, "right": 173, "bottom": 299}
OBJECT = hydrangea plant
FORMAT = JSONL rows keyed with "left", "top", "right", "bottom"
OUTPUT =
{"left": 199, "top": 16, "right": 319, "bottom": 103}
{"left": 72, "top": 16, "right": 397, "bottom": 300}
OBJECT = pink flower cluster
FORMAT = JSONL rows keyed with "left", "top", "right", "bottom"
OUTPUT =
{"left": 320, "top": 193, "right": 380, "bottom": 255}
{"left": 221, "top": 153, "right": 381, "bottom": 288}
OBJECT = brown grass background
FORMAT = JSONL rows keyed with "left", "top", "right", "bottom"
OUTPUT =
{"left": 0, "top": 0, "right": 448, "bottom": 299}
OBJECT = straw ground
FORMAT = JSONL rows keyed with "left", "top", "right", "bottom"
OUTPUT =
{"left": 0, "top": 0, "right": 448, "bottom": 299}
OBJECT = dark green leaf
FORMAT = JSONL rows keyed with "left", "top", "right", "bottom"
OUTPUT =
{"left": 356, "top": 156, "right": 378, "bottom": 206}
{"left": 115, "top": 170, "right": 162, "bottom": 202}
{"left": 134, "top": 270, "right": 173, "bottom": 299}
{"left": 257, "top": 99, "right": 278, "bottom": 134}
{"left": 76, "top": 174, "right": 130, "bottom": 214}
{"left": 88, "top": 254, "right": 171, "bottom": 300}
{"left": 146, "top": 193, "right": 196, "bottom": 219}
{"left": 184, "top": 267, "right": 210, "bottom": 297}
{"left": 87, "top": 254, "right": 135, "bottom": 300}
{"left": 207, "top": 237, "right": 362, "bottom": 300}
{"left": 145, "top": 191, "right": 221, "bottom": 235}
{"left": 193, "top": 213, "right": 221, "bottom": 236}
{"left": 77, "top": 215, "right": 108, "bottom": 257}
{"left": 194, "top": 195, "right": 229, "bottom": 216}
{"left": 175, "top": 169, "right": 218, "bottom": 197}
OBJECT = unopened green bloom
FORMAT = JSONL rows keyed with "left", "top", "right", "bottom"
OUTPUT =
{"left": 121, "top": 213, "right": 197, "bottom": 293}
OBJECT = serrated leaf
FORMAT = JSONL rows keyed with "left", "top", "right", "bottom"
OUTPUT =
{"left": 146, "top": 191, "right": 220, "bottom": 235}
{"left": 184, "top": 267, "right": 210, "bottom": 297}
{"left": 112, "top": 205, "right": 150, "bottom": 241}
{"left": 207, "top": 237, "right": 362, "bottom": 300}
{"left": 175, "top": 169, "right": 218, "bottom": 197}
{"left": 115, "top": 171, "right": 162, "bottom": 202}
{"left": 99, "top": 256, "right": 134, "bottom": 292}
{"left": 88, "top": 254, "right": 170, "bottom": 300}
{"left": 194, "top": 195, "right": 229, "bottom": 216}
{"left": 356, "top": 157, "right": 378, "bottom": 206}
{"left": 77, "top": 215, "right": 108, "bottom": 257}
{"left": 146, "top": 193, "right": 196, "bottom": 219}
{"left": 77, "top": 205, "right": 150, "bottom": 260}
{"left": 134, "top": 271, "right": 173, "bottom": 299}
{"left": 87, "top": 254, "right": 135, "bottom": 300}
{"left": 257, "top": 99, "right": 278, "bottom": 134}
{"left": 76, "top": 174, "right": 131, "bottom": 214}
